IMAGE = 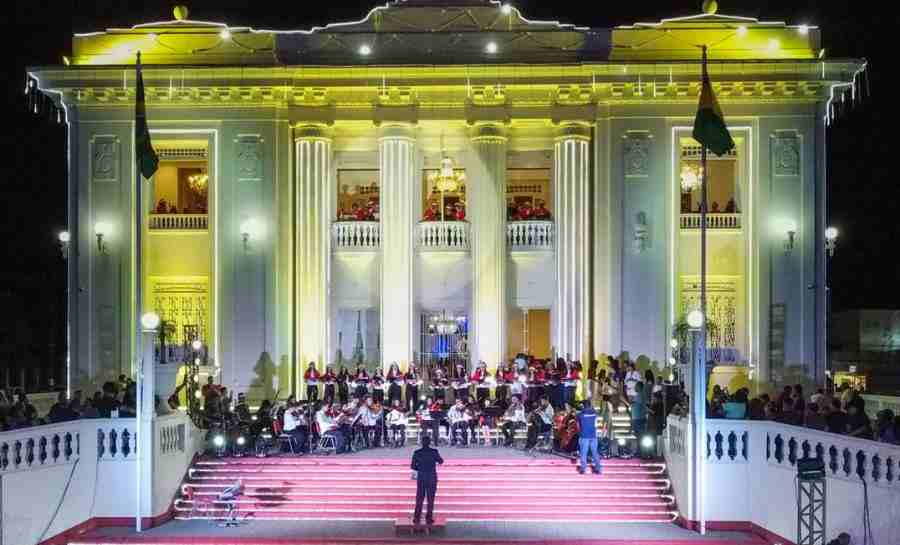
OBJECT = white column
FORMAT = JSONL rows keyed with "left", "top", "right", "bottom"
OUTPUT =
{"left": 295, "top": 125, "right": 332, "bottom": 394}
{"left": 469, "top": 123, "right": 508, "bottom": 371}
{"left": 553, "top": 122, "right": 592, "bottom": 363}
{"left": 379, "top": 124, "right": 417, "bottom": 370}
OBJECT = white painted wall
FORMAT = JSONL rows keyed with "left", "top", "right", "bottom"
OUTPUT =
{"left": 664, "top": 416, "right": 900, "bottom": 544}
{"left": 0, "top": 413, "right": 202, "bottom": 545}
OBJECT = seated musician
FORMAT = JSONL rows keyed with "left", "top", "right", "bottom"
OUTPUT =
{"left": 501, "top": 395, "right": 527, "bottom": 447}
{"left": 316, "top": 402, "right": 346, "bottom": 453}
{"left": 448, "top": 399, "right": 471, "bottom": 446}
{"left": 416, "top": 396, "right": 436, "bottom": 443}
{"left": 553, "top": 402, "right": 579, "bottom": 454}
{"left": 234, "top": 392, "right": 252, "bottom": 424}
{"left": 357, "top": 397, "right": 378, "bottom": 448}
{"left": 283, "top": 400, "right": 309, "bottom": 453}
{"left": 386, "top": 400, "right": 407, "bottom": 447}
{"left": 471, "top": 361, "right": 492, "bottom": 404}
{"left": 526, "top": 397, "right": 555, "bottom": 449}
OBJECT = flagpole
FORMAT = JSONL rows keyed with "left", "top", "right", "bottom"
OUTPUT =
{"left": 696, "top": 44, "right": 709, "bottom": 537}
{"left": 134, "top": 50, "right": 144, "bottom": 533}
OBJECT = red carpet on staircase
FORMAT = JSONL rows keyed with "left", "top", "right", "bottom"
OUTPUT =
{"left": 174, "top": 456, "right": 677, "bottom": 523}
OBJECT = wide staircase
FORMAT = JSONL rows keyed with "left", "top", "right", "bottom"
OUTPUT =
{"left": 174, "top": 455, "right": 676, "bottom": 523}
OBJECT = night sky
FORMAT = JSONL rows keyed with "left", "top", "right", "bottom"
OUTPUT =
{"left": 3, "top": 1, "right": 897, "bottom": 373}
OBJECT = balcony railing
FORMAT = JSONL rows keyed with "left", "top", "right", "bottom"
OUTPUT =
{"left": 149, "top": 213, "right": 208, "bottom": 231}
{"left": 680, "top": 213, "right": 741, "bottom": 230}
{"left": 332, "top": 221, "right": 380, "bottom": 251}
{"left": 418, "top": 221, "right": 470, "bottom": 251}
{"left": 508, "top": 220, "right": 554, "bottom": 250}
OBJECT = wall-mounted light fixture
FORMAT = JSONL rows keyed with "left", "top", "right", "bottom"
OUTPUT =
{"left": 94, "top": 222, "right": 111, "bottom": 255}
{"left": 825, "top": 226, "right": 838, "bottom": 257}
{"left": 58, "top": 230, "right": 70, "bottom": 260}
{"left": 240, "top": 218, "right": 262, "bottom": 252}
{"left": 634, "top": 211, "right": 649, "bottom": 253}
{"left": 783, "top": 220, "right": 797, "bottom": 256}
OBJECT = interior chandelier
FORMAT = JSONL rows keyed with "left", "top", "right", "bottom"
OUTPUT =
{"left": 680, "top": 164, "right": 702, "bottom": 193}
{"left": 188, "top": 172, "right": 209, "bottom": 196}
{"left": 429, "top": 157, "right": 465, "bottom": 193}
{"left": 432, "top": 310, "right": 460, "bottom": 335}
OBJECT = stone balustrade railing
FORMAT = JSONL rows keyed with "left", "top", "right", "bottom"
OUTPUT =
{"left": 0, "top": 412, "right": 203, "bottom": 545}
{"left": 148, "top": 213, "right": 208, "bottom": 231}
{"left": 679, "top": 213, "right": 741, "bottom": 230}
{"left": 418, "top": 221, "right": 470, "bottom": 251}
{"left": 332, "top": 221, "right": 380, "bottom": 250}
{"left": 507, "top": 220, "right": 554, "bottom": 250}
{"left": 664, "top": 416, "right": 900, "bottom": 544}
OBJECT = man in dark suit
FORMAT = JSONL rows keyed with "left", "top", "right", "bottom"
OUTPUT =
{"left": 410, "top": 434, "right": 444, "bottom": 525}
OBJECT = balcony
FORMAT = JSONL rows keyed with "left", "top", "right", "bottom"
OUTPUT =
{"left": 418, "top": 221, "right": 470, "bottom": 251}
{"left": 680, "top": 213, "right": 741, "bottom": 231}
{"left": 148, "top": 214, "right": 208, "bottom": 231}
{"left": 332, "top": 221, "right": 380, "bottom": 251}
{"left": 507, "top": 220, "right": 554, "bottom": 251}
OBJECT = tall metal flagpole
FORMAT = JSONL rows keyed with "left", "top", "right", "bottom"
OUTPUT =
{"left": 695, "top": 44, "right": 710, "bottom": 537}
{"left": 134, "top": 60, "right": 144, "bottom": 533}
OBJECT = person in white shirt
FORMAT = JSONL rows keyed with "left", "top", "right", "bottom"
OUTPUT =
{"left": 386, "top": 400, "right": 408, "bottom": 447}
{"left": 501, "top": 395, "right": 527, "bottom": 447}
{"left": 282, "top": 402, "right": 309, "bottom": 453}
{"left": 624, "top": 362, "right": 642, "bottom": 402}
{"left": 316, "top": 403, "right": 346, "bottom": 453}
{"left": 448, "top": 399, "right": 471, "bottom": 446}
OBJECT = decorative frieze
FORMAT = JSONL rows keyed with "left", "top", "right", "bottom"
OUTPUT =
{"left": 623, "top": 131, "right": 652, "bottom": 178}
{"left": 771, "top": 131, "right": 801, "bottom": 177}
{"left": 90, "top": 135, "right": 120, "bottom": 183}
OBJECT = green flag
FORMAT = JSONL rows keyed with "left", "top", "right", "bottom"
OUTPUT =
{"left": 135, "top": 52, "right": 158, "bottom": 179}
{"left": 692, "top": 50, "right": 735, "bottom": 157}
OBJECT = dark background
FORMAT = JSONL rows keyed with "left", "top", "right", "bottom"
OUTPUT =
{"left": 3, "top": 1, "right": 896, "bottom": 389}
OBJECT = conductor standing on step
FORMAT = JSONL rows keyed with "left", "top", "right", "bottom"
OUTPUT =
{"left": 411, "top": 434, "right": 444, "bottom": 525}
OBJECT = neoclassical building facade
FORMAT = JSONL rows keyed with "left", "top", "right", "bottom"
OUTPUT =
{"left": 30, "top": 1, "right": 864, "bottom": 398}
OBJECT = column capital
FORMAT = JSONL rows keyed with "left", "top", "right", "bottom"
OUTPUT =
{"left": 292, "top": 123, "right": 333, "bottom": 142}
{"left": 554, "top": 121, "right": 592, "bottom": 143}
{"left": 469, "top": 122, "right": 508, "bottom": 144}
{"left": 377, "top": 123, "right": 416, "bottom": 142}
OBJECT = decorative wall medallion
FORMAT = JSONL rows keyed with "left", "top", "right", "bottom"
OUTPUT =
{"left": 235, "top": 136, "right": 263, "bottom": 181}
{"left": 623, "top": 132, "right": 652, "bottom": 178}
{"left": 772, "top": 132, "right": 800, "bottom": 177}
{"left": 90, "top": 135, "right": 120, "bottom": 183}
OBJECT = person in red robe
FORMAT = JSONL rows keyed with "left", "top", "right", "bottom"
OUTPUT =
{"left": 533, "top": 200, "right": 550, "bottom": 220}
{"left": 423, "top": 202, "right": 439, "bottom": 221}
{"left": 454, "top": 202, "right": 466, "bottom": 221}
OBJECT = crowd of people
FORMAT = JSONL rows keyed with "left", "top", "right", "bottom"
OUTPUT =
{"left": 337, "top": 198, "right": 379, "bottom": 222}
{"left": 193, "top": 355, "right": 677, "bottom": 462}
{"left": 153, "top": 198, "right": 207, "bottom": 215}
{"left": 703, "top": 383, "right": 900, "bottom": 444}
{"left": 0, "top": 375, "right": 138, "bottom": 432}
{"left": 422, "top": 200, "right": 466, "bottom": 222}
{"left": 507, "top": 199, "right": 551, "bottom": 222}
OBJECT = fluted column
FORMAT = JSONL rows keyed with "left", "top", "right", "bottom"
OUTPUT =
{"left": 295, "top": 124, "right": 332, "bottom": 392}
{"left": 379, "top": 124, "right": 417, "bottom": 369}
{"left": 469, "top": 123, "right": 508, "bottom": 370}
{"left": 553, "top": 122, "right": 592, "bottom": 363}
